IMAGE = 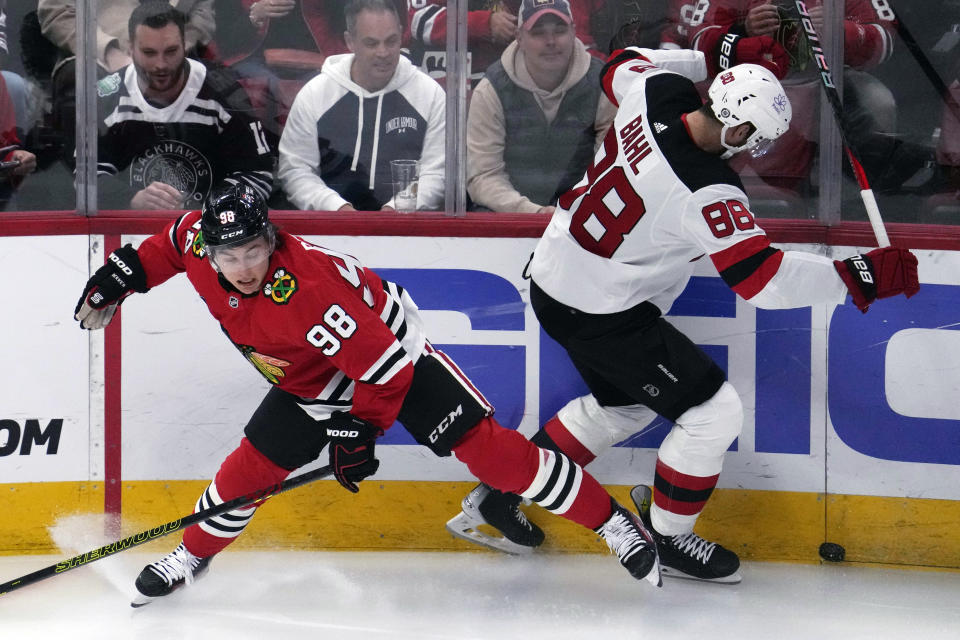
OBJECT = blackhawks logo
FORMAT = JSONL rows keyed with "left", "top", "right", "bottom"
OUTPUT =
{"left": 237, "top": 345, "right": 291, "bottom": 384}
{"left": 189, "top": 229, "right": 205, "bottom": 258}
{"left": 263, "top": 268, "right": 297, "bottom": 304}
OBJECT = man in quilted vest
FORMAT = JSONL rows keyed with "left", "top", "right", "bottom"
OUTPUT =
{"left": 465, "top": 0, "right": 616, "bottom": 213}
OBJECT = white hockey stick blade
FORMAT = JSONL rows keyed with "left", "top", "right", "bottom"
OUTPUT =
{"left": 629, "top": 485, "right": 743, "bottom": 585}
{"left": 445, "top": 510, "right": 537, "bottom": 555}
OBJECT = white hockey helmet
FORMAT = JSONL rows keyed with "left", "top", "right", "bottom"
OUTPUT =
{"left": 707, "top": 63, "right": 792, "bottom": 159}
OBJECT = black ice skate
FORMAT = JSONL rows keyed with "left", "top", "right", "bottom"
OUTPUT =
{"left": 595, "top": 500, "right": 662, "bottom": 587}
{"left": 131, "top": 542, "right": 213, "bottom": 607}
{"left": 631, "top": 484, "right": 742, "bottom": 584}
{"left": 445, "top": 483, "right": 545, "bottom": 554}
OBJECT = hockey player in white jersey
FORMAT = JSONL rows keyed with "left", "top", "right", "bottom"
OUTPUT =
{"left": 447, "top": 48, "right": 920, "bottom": 582}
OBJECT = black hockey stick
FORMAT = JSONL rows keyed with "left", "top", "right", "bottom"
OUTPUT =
{"left": 794, "top": 1, "right": 891, "bottom": 247}
{"left": 0, "top": 464, "right": 333, "bottom": 597}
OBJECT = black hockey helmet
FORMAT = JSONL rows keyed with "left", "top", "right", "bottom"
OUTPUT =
{"left": 201, "top": 183, "right": 270, "bottom": 250}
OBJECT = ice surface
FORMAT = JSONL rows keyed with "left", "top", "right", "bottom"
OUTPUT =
{"left": 1, "top": 551, "right": 958, "bottom": 640}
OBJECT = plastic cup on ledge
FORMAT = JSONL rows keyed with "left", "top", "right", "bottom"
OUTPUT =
{"left": 390, "top": 159, "right": 420, "bottom": 213}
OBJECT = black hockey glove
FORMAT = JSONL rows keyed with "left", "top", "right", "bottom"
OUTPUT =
{"left": 74, "top": 244, "right": 149, "bottom": 330}
{"left": 325, "top": 412, "right": 383, "bottom": 493}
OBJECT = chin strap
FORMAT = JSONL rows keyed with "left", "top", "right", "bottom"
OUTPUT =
{"left": 719, "top": 123, "right": 745, "bottom": 159}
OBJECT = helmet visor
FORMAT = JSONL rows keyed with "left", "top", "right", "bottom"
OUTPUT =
{"left": 747, "top": 136, "right": 777, "bottom": 159}
{"left": 207, "top": 235, "right": 273, "bottom": 271}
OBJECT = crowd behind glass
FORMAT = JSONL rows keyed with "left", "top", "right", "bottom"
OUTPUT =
{"left": 1, "top": 0, "right": 958, "bottom": 225}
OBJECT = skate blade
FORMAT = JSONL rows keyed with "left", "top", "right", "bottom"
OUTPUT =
{"left": 130, "top": 593, "right": 155, "bottom": 608}
{"left": 661, "top": 566, "right": 743, "bottom": 584}
{"left": 445, "top": 511, "right": 536, "bottom": 555}
{"left": 645, "top": 556, "right": 663, "bottom": 588}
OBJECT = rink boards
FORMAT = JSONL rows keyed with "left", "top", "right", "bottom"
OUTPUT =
{"left": 2, "top": 232, "right": 959, "bottom": 567}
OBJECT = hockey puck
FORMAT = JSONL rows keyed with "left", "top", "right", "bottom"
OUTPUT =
{"left": 818, "top": 542, "right": 845, "bottom": 562}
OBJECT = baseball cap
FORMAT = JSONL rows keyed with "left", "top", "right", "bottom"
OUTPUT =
{"left": 518, "top": 0, "right": 573, "bottom": 31}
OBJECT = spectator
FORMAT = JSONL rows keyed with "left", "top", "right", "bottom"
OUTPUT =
{"left": 206, "top": 1, "right": 405, "bottom": 143}
{"left": 0, "top": 0, "right": 29, "bottom": 138}
{"left": 466, "top": 0, "right": 616, "bottom": 213}
{"left": 942, "top": 82, "right": 960, "bottom": 186}
{"left": 0, "top": 71, "right": 37, "bottom": 208}
{"left": 278, "top": 0, "right": 444, "bottom": 212}
{"left": 408, "top": 0, "right": 606, "bottom": 88}
{"left": 659, "top": 0, "right": 705, "bottom": 50}
{"left": 927, "top": 57, "right": 960, "bottom": 216}
{"left": 38, "top": 0, "right": 215, "bottom": 154}
{"left": 687, "top": 0, "right": 920, "bottom": 195}
{"left": 214, "top": 0, "right": 349, "bottom": 68}
{"left": 96, "top": 1, "right": 273, "bottom": 210}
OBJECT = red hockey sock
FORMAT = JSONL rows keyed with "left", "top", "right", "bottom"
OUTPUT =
{"left": 540, "top": 414, "right": 597, "bottom": 466}
{"left": 453, "top": 417, "right": 613, "bottom": 530}
{"left": 652, "top": 458, "right": 719, "bottom": 517}
{"left": 182, "top": 437, "right": 291, "bottom": 558}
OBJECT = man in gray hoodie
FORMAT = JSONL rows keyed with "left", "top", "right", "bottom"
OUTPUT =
{"left": 278, "top": 0, "right": 445, "bottom": 212}
{"left": 465, "top": 0, "right": 616, "bottom": 214}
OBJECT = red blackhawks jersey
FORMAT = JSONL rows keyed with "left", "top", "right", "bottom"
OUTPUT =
{"left": 529, "top": 51, "right": 848, "bottom": 315}
{"left": 136, "top": 210, "right": 426, "bottom": 430}
{"left": 688, "top": 0, "right": 896, "bottom": 70}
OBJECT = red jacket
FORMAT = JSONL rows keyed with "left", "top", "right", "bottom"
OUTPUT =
{"left": 1, "top": 73, "right": 18, "bottom": 154}
{"left": 210, "top": 0, "right": 407, "bottom": 66}
{"left": 688, "top": 0, "right": 896, "bottom": 72}
{"left": 0, "top": 72, "right": 23, "bottom": 189}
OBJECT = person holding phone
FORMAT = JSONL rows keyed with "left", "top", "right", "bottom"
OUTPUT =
{"left": 0, "top": 73, "right": 36, "bottom": 208}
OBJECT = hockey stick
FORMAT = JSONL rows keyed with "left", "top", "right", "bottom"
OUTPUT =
{"left": 793, "top": 1, "right": 891, "bottom": 247}
{"left": 0, "top": 464, "right": 333, "bottom": 597}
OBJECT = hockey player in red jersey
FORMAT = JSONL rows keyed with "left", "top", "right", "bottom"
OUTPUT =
{"left": 73, "top": 183, "right": 664, "bottom": 606}
{"left": 447, "top": 49, "right": 920, "bottom": 582}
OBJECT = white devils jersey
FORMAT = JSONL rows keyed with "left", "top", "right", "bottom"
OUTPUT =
{"left": 530, "top": 49, "right": 848, "bottom": 315}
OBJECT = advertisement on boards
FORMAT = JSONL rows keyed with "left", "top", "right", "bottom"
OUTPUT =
{"left": 0, "top": 236, "right": 93, "bottom": 483}
{"left": 112, "top": 234, "right": 960, "bottom": 501}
